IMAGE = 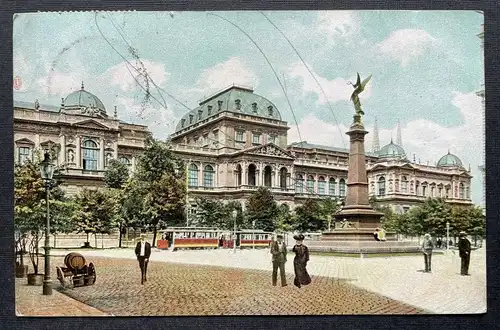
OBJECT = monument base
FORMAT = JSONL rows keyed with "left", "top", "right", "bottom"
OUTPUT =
{"left": 305, "top": 238, "right": 423, "bottom": 254}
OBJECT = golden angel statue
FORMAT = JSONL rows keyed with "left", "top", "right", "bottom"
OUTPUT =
{"left": 348, "top": 73, "right": 372, "bottom": 120}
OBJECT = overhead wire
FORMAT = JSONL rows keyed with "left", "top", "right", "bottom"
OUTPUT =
{"left": 207, "top": 13, "right": 303, "bottom": 144}
{"left": 260, "top": 12, "right": 347, "bottom": 149}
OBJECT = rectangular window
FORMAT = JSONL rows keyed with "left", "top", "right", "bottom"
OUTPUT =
{"left": 83, "top": 148, "right": 98, "bottom": 170}
{"left": 18, "top": 147, "right": 31, "bottom": 164}
{"left": 203, "top": 134, "right": 209, "bottom": 146}
{"left": 268, "top": 135, "right": 276, "bottom": 144}
{"left": 235, "top": 130, "right": 244, "bottom": 142}
{"left": 252, "top": 133, "right": 261, "bottom": 144}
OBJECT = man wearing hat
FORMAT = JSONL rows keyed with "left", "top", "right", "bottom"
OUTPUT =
{"left": 458, "top": 231, "right": 471, "bottom": 276}
{"left": 270, "top": 234, "right": 287, "bottom": 287}
{"left": 135, "top": 234, "right": 152, "bottom": 284}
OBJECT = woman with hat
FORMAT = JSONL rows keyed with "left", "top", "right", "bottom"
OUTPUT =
{"left": 292, "top": 234, "right": 311, "bottom": 288}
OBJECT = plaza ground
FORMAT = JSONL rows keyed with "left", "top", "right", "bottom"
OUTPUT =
{"left": 15, "top": 246, "right": 486, "bottom": 316}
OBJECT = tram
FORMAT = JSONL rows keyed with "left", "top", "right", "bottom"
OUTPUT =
{"left": 157, "top": 227, "right": 274, "bottom": 251}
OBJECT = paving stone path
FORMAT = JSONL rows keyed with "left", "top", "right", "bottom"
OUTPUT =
{"left": 55, "top": 256, "right": 425, "bottom": 316}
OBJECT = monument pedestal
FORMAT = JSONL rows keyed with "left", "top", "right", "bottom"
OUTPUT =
{"left": 311, "top": 115, "right": 418, "bottom": 253}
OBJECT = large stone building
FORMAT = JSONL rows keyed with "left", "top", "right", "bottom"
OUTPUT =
{"left": 14, "top": 83, "right": 149, "bottom": 195}
{"left": 14, "top": 84, "right": 473, "bottom": 215}
{"left": 168, "top": 85, "right": 473, "bottom": 218}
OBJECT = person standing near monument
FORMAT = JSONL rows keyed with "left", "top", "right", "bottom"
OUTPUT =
{"left": 292, "top": 234, "right": 311, "bottom": 288}
{"left": 135, "top": 234, "right": 151, "bottom": 284}
{"left": 421, "top": 233, "right": 434, "bottom": 273}
{"left": 458, "top": 231, "right": 471, "bottom": 276}
{"left": 270, "top": 234, "right": 287, "bottom": 287}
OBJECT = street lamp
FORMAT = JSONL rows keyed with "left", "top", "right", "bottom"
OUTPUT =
{"left": 39, "top": 152, "right": 55, "bottom": 296}
{"left": 446, "top": 221, "right": 450, "bottom": 251}
{"left": 252, "top": 220, "right": 256, "bottom": 249}
{"left": 232, "top": 210, "right": 238, "bottom": 253}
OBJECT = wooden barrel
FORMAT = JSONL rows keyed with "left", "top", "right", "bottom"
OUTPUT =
{"left": 64, "top": 252, "right": 86, "bottom": 271}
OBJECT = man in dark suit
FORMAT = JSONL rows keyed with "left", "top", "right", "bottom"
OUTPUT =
{"left": 270, "top": 234, "right": 287, "bottom": 287}
{"left": 135, "top": 234, "right": 152, "bottom": 284}
{"left": 458, "top": 231, "right": 471, "bottom": 276}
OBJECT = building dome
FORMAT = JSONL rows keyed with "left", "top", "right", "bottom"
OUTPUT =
{"left": 175, "top": 85, "right": 282, "bottom": 132}
{"left": 377, "top": 140, "right": 406, "bottom": 160}
{"left": 437, "top": 151, "right": 463, "bottom": 168}
{"left": 63, "top": 82, "right": 106, "bottom": 116}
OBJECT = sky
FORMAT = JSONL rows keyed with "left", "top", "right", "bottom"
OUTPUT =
{"left": 13, "top": 10, "right": 484, "bottom": 204}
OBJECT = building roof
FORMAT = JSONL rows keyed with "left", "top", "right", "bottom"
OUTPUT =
{"left": 63, "top": 83, "right": 106, "bottom": 115}
{"left": 14, "top": 100, "right": 60, "bottom": 112}
{"left": 288, "top": 141, "right": 379, "bottom": 157}
{"left": 175, "top": 85, "right": 283, "bottom": 132}
{"left": 378, "top": 140, "right": 407, "bottom": 160}
{"left": 437, "top": 151, "right": 463, "bottom": 168}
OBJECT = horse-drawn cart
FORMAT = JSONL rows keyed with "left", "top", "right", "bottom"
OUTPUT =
{"left": 56, "top": 252, "right": 96, "bottom": 288}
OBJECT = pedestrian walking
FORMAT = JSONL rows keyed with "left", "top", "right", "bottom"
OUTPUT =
{"left": 421, "top": 233, "right": 434, "bottom": 273}
{"left": 270, "top": 234, "right": 287, "bottom": 287}
{"left": 292, "top": 234, "right": 311, "bottom": 288}
{"left": 135, "top": 234, "right": 151, "bottom": 284}
{"left": 458, "top": 231, "right": 471, "bottom": 276}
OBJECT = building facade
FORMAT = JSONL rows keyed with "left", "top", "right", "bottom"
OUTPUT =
{"left": 14, "top": 83, "right": 149, "bottom": 195}
{"left": 476, "top": 23, "right": 486, "bottom": 208}
{"left": 14, "top": 84, "right": 473, "bottom": 213}
{"left": 168, "top": 85, "right": 473, "bottom": 217}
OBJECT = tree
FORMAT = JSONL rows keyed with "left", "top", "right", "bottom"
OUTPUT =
{"left": 72, "top": 189, "right": 119, "bottom": 247}
{"left": 276, "top": 204, "right": 294, "bottom": 232}
{"left": 319, "top": 198, "right": 342, "bottom": 231}
{"left": 103, "top": 159, "right": 129, "bottom": 189}
{"left": 451, "top": 205, "right": 485, "bottom": 246}
{"left": 194, "top": 197, "right": 227, "bottom": 228}
{"left": 14, "top": 152, "right": 70, "bottom": 274}
{"left": 245, "top": 187, "right": 279, "bottom": 232}
{"left": 134, "top": 137, "right": 187, "bottom": 246}
{"left": 294, "top": 198, "right": 325, "bottom": 232}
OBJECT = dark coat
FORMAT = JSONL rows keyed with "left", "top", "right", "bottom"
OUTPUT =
{"left": 135, "top": 241, "right": 151, "bottom": 258}
{"left": 270, "top": 241, "right": 287, "bottom": 263}
{"left": 458, "top": 237, "right": 471, "bottom": 258}
{"left": 293, "top": 244, "right": 311, "bottom": 287}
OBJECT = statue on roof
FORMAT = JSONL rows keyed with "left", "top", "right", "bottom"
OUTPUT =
{"left": 348, "top": 73, "right": 372, "bottom": 123}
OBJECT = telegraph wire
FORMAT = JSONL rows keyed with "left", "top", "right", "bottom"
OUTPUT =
{"left": 260, "top": 12, "right": 347, "bottom": 149}
{"left": 207, "top": 13, "right": 303, "bottom": 144}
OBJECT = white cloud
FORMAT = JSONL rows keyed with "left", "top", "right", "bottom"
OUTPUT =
{"left": 376, "top": 29, "right": 439, "bottom": 67}
{"left": 288, "top": 62, "right": 372, "bottom": 105}
{"left": 288, "top": 91, "right": 484, "bottom": 204}
{"left": 99, "top": 60, "right": 169, "bottom": 92}
{"left": 37, "top": 71, "right": 84, "bottom": 97}
{"left": 189, "top": 57, "right": 259, "bottom": 98}
{"left": 317, "top": 11, "right": 360, "bottom": 41}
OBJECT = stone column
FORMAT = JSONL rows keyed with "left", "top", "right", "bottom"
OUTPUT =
{"left": 274, "top": 167, "right": 279, "bottom": 187}
{"left": 75, "top": 136, "right": 81, "bottom": 168}
{"left": 199, "top": 162, "right": 203, "bottom": 187}
{"left": 59, "top": 134, "right": 66, "bottom": 165}
{"left": 99, "top": 138, "right": 105, "bottom": 170}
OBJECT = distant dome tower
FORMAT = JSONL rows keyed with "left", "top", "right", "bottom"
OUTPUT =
{"left": 437, "top": 151, "right": 464, "bottom": 168}
{"left": 377, "top": 139, "right": 407, "bottom": 162}
{"left": 61, "top": 82, "right": 107, "bottom": 117}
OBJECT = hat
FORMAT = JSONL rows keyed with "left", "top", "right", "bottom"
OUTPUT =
{"left": 459, "top": 231, "right": 467, "bottom": 236}
{"left": 140, "top": 233, "right": 146, "bottom": 238}
{"left": 276, "top": 234, "right": 284, "bottom": 239}
{"left": 293, "top": 234, "right": 305, "bottom": 241}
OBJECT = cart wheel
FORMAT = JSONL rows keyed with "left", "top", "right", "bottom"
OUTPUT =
{"left": 88, "top": 262, "right": 96, "bottom": 284}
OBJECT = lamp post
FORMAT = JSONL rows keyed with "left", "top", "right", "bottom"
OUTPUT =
{"left": 252, "top": 220, "right": 256, "bottom": 249}
{"left": 446, "top": 221, "right": 450, "bottom": 251}
{"left": 232, "top": 210, "right": 237, "bottom": 253}
{"left": 39, "top": 152, "right": 55, "bottom": 296}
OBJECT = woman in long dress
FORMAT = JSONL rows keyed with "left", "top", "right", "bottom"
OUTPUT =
{"left": 292, "top": 234, "right": 311, "bottom": 288}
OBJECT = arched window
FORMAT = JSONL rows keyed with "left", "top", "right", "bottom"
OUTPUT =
{"left": 465, "top": 186, "right": 470, "bottom": 199}
{"left": 203, "top": 165, "right": 215, "bottom": 187}
{"left": 422, "top": 184, "right": 427, "bottom": 197}
{"left": 339, "top": 179, "right": 346, "bottom": 197}
{"left": 188, "top": 164, "right": 199, "bottom": 187}
{"left": 119, "top": 156, "right": 131, "bottom": 166}
{"left": 248, "top": 164, "right": 256, "bottom": 186}
{"left": 459, "top": 183, "right": 465, "bottom": 199}
{"left": 416, "top": 181, "right": 421, "bottom": 196}
{"left": 318, "top": 176, "right": 326, "bottom": 195}
{"left": 401, "top": 176, "right": 408, "bottom": 193}
{"left": 235, "top": 164, "right": 242, "bottom": 186}
{"left": 307, "top": 175, "right": 315, "bottom": 194}
{"left": 295, "top": 174, "right": 304, "bottom": 193}
{"left": 280, "top": 167, "right": 288, "bottom": 190}
{"left": 377, "top": 176, "right": 386, "bottom": 196}
{"left": 430, "top": 184, "right": 435, "bottom": 197}
{"left": 82, "top": 139, "right": 99, "bottom": 170}
{"left": 329, "top": 178, "right": 336, "bottom": 196}
{"left": 264, "top": 166, "right": 272, "bottom": 187}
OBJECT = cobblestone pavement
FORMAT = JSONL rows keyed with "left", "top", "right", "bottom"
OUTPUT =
{"left": 15, "top": 277, "right": 109, "bottom": 316}
{"left": 52, "top": 256, "right": 425, "bottom": 316}
{"left": 49, "top": 245, "right": 486, "bottom": 314}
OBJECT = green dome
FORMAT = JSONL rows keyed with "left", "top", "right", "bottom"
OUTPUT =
{"left": 63, "top": 83, "right": 106, "bottom": 115}
{"left": 378, "top": 140, "right": 406, "bottom": 159}
{"left": 437, "top": 151, "right": 463, "bottom": 167}
{"left": 175, "top": 85, "right": 282, "bottom": 132}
